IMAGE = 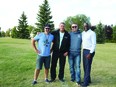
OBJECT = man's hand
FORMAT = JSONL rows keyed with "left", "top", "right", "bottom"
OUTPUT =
{"left": 86, "top": 54, "right": 91, "bottom": 59}
{"left": 35, "top": 49, "right": 40, "bottom": 54}
{"left": 37, "top": 32, "right": 40, "bottom": 34}
{"left": 50, "top": 49, "right": 53, "bottom": 53}
{"left": 64, "top": 52, "right": 68, "bottom": 57}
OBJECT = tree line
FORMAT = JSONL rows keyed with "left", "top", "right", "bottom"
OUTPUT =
{"left": 0, "top": 0, "right": 116, "bottom": 43}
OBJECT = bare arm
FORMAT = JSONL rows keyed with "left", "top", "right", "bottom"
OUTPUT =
{"left": 31, "top": 38, "right": 40, "bottom": 54}
{"left": 50, "top": 42, "right": 53, "bottom": 53}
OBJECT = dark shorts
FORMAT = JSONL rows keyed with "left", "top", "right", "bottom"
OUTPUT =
{"left": 36, "top": 55, "right": 51, "bottom": 70}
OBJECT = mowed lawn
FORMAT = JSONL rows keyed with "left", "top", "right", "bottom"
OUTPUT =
{"left": 0, "top": 37, "right": 116, "bottom": 87}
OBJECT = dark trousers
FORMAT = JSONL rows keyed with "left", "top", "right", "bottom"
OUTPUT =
{"left": 50, "top": 51, "right": 66, "bottom": 80}
{"left": 83, "top": 49, "right": 95, "bottom": 85}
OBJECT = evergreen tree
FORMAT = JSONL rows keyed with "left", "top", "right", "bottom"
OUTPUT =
{"left": 95, "top": 22, "right": 105, "bottom": 44}
{"left": 17, "top": 12, "right": 29, "bottom": 39}
{"left": 35, "top": 0, "right": 54, "bottom": 32}
{"left": 105, "top": 25, "right": 113, "bottom": 40}
{"left": 112, "top": 25, "right": 116, "bottom": 43}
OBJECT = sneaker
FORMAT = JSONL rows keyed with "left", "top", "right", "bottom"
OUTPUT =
{"left": 59, "top": 79, "right": 65, "bottom": 82}
{"left": 49, "top": 79, "right": 55, "bottom": 82}
{"left": 76, "top": 81, "right": 81, "bottom": 86}
{"left": 32, "top": 81, "right": 37, "bottom": 85}
{"left": 45, "top": 79, "right": 50, "bottom": 83}
{"left": 81, "top": 83, "right": 89, "bottom": 87}
{"left": 70, "top": 79, "right": 75, "bottom": 82}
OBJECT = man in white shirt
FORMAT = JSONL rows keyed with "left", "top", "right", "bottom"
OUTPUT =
{"left": 81, "top": 22, "right": 96, "bottom": 87}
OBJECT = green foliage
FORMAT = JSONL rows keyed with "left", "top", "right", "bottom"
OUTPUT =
{"left": 27, "top": 25, "right": 35, "bottom": 34}
{"left": 5, "top": 29, "right": 11, "bottom": 37}
{"left": 0, "top": 27, "right": 1, "bottom": 37}
{"left": 1, "top": 31, "right": 5, "bottom": 37}
{"left": 95, "top": 22, "right": 105, "bottom": 44}
{"left": 112, "top": 25, "right": 116, "bottom": 42}
{"left": 104, "top": 25, "right": 113, "bottom": 40}
{"left": 17, "top": 12, "right": 29, "bottom": 39}
{"left": 35, "top": 0, "right": 54, "bottom": 32}
{"left": 11, "top": 26, "right": 19, "bottom": 38}
{"left": 27, "top": 25, "right": 37, "bottom": 38}
{"left": 64, "top": 14, "right": 90, "bottom": 32}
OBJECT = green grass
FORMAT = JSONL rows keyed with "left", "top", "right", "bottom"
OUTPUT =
{"left": 0, "top": 37, "right": 116, "bottom": 87}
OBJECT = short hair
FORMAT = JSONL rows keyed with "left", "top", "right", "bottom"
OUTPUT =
{"left": 60, "top": 22, "right": 65, "bottom": 25}
{"left": 44, "top": 24, "right": 51, "bottom": 28}
{"left": 71, "top": 23, "right": 78, "bottom": 26}
{"left": 84, "top": 22, "right": 91, "bottom": 29}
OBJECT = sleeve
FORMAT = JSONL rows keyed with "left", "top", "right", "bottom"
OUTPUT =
{"left": 67, "top": 33, "right": 70, "bottom": 52}
{"left": 52, "top": 35, "right": 54, "bottom": 42}
{"left": 51, "top": 31, "right": 55, "bottom": 36}
{"left": 90, "top": 32, "right": 96, "bottom": 53}
{"left": 33, "top": 33, "right": 41, "bottom": 41}
{"left": 51, "top": 31, "right": 56, "bottom": 43}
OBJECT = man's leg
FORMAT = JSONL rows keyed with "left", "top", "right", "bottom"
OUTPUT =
{"left": 58, "top": 54, "right": 66, "bottom": 80}
{"left": 44, "top": 68, "right": 49, "bottom": 79}
{"left": 32, "top": 55, "right": 43, "bottom": 85}
{"left": 44, "top": 56, "right": 51, "bottom": 81}
{"left": 83, "top": 50, "right": 95, "bottom": 86}
{"left": 34, "top": 69, "right": 40, "bottom": 81}
{"left": 75, "top": 54, "right": 81, "bottom": 84}
{"left": 44, "top": 68, "right": 50, "bottom": 83}
{"left": 68, "top": 52, "right": 75, "bottom": 81}
{"left": 83, "top": 50, "right": 86, "bottom": 83}
{"left": 50, "top": 52, "right": 59, "bottom": 80}
{"left": 88, "top": 52, "right": 95, "bottom": 83}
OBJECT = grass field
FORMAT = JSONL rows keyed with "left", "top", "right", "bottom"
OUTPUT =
{"left": 0, "top": 37, "right": 116, "bottom": 87}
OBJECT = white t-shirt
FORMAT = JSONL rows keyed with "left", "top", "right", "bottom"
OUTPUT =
{"left": 59, "top": 32, "right": 64, "bottom": 48}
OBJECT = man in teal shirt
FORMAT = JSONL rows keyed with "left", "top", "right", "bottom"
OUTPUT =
{"left": 68, "top": 23, "right": 82, "bottom": 86}
{"left": 31, "top": 24, "right": 54, "bottom": 85}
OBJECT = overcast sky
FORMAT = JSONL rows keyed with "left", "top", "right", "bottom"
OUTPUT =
{"left": 0, "top": 0, "right": 116, "bottom": 31}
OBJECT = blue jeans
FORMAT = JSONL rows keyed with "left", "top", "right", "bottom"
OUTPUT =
{"left": 68, "top": 51, "right": 81, "bottom": 82}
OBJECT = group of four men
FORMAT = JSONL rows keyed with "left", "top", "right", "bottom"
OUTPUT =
{"left": 31, "top": 22, "right": 96, "bottom": 87}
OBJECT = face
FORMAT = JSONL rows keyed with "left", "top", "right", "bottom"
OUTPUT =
{"left": 83, "top": 23, "right": 89, "bottom": 31}
{"left": 59, "top": 23, "right": 65, "bottom": 32}
{"left": 71, "top": 24, "right": 78, "bottom": 32}
{"left": 44, "top": 27, "right": 50, "bottom": 33}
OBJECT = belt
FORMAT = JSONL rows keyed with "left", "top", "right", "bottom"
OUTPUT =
{"left": 83, "top": 49, "right": 90, "bottom": 51}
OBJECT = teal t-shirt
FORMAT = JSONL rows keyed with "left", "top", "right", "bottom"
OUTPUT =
{"left": 34, "top": 33, "right": 54, "bottom": 56}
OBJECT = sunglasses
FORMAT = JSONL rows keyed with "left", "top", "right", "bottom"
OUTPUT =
{"left": 45, "top": 28, "right": 50, "bottom": 29}
{"left": 72, "top": 26, "right": 77, "bottom": 28}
